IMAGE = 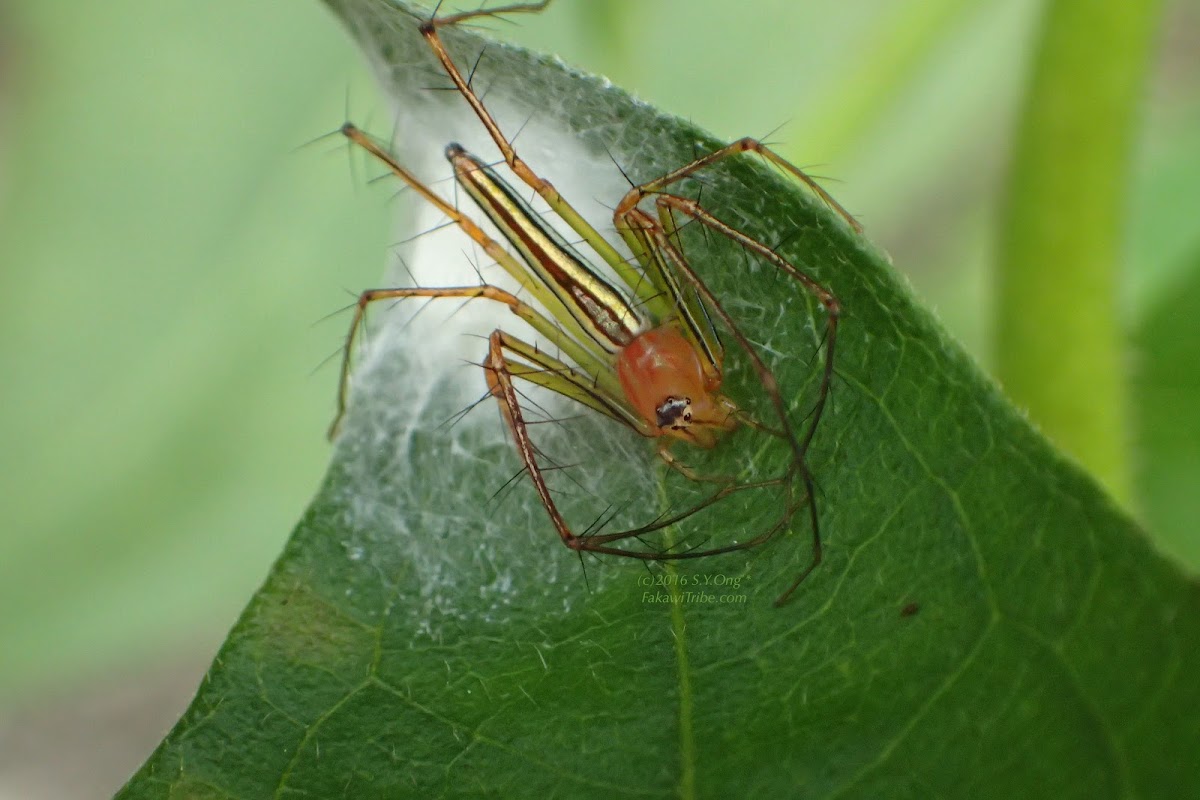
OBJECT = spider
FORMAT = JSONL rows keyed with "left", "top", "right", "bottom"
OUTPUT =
{"left": 329, "top": 1, "right": 861, "bottom": 605}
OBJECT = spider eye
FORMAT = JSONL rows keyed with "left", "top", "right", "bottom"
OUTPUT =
{"left": 656, "top": 396, "right": 693, "bottom": 429}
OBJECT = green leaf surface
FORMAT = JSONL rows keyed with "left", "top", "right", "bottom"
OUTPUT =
{"left": 118, "top": 2, "right": 1200, "bottom": 797}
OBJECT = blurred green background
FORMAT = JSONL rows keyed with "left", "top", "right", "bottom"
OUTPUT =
{"left": 0, "top": 0, "right": 1197, "bottom": 795}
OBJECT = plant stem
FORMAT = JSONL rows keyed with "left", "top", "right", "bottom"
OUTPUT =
{"left": 995, "top": 0, "right": 1163, "bottom": 505}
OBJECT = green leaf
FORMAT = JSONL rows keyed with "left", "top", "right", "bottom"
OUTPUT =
{"left": 118, "top": 2, "right": 1199, "bottom": 797}
{"left": 1134, "top": 248, "right": 1200, "bottom": 569}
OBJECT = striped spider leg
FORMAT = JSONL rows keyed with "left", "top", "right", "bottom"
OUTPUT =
{"left": 332, "top": 3, "right": 861, "bottom": 605}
